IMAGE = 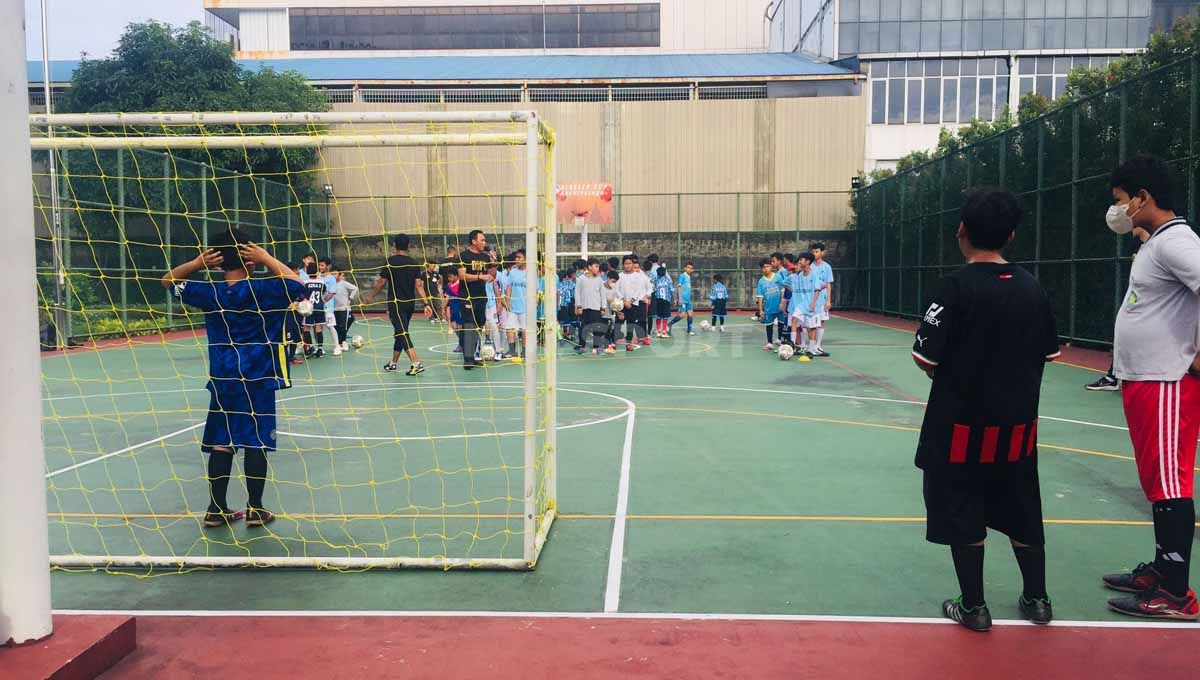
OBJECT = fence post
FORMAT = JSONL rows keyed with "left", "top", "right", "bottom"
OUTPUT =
{"left": 1190, "top": 57, "right": 1198, "bottom": 226}
{"left": 616, "top": 194, "right": 623, "bottom": 253}
{"left": 1118, "top": 81, "right": 1130, "bottom": 322}
{"left": 897, "top": 177, "right": 904, "bottom": 316}
{"left": 259, "top": 178, "right": 269, "bottom": 248}
{"left": 794, "top": 190, "right": 801, "bottom": 245}
{"left": 117, "top": 150, "right": 128, "bottom": 328}
{"left": 164, "top": 155, "right": 173, "bottom": 327}
{"left": 675, "top": 193, "right": 682, "bottom": 270}
{"left": 998, "top": 132, "right": 1007, "bottom": 187}
{"left": 61, "top": 148, "right": 72, "bottom": 340}
{"left": 1069, "top": 107, "right": 1080, "bottom": 343}
{"left": 201, "top": 165, "right": 209, "bottom": 279}
{"left": 1035, "top": 121, "right": 1044, "bottom": 282}
{"left": 735, "top": 192, "right": 742, "bottom": 307}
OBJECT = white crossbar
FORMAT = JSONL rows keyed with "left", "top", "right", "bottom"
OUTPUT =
{"left": 30, "top": 132, "right": 528, "bottom": 150}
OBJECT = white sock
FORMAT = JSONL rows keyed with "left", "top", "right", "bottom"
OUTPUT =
{"left": 815, "top": 326, "right": 825, "bottom": 349}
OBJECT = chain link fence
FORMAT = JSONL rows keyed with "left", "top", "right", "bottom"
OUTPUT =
{"left": 853, "top": 55, "right": 1199, "bottom": 347}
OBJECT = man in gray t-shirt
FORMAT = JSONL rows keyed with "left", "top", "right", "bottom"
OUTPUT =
{"left": 1104, "top": 155, "right": 1200, "bottom": 621}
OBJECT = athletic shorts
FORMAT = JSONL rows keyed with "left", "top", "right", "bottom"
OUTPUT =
{"left": 202, "top": 379, "right": 278, "bottom": 452}
{"left": 789, "top": 311, "right": 821, "bottom": 329}
{"left": 711, "top": 300, "right": 728, "bottom": 317}
{"left": 388, "top": 304, "right": 415, "bottom": 353}
{"left": 302, "top": 311, "right": 324, "bottom": 327}
{"left": 486, "top": 305, "right": 499, "bottom": 328}
{"left": 922, "top": 461, "right": 1045, "bottom": 545}
{"left": 679, "top": 299, "right": 693, "bottom": 313}
{"left": 504, "top": 311, "right": 527, "bottom": 331}
{"left": 1122, "top": 376, "right": 1199, "bottom": 502}
{"left": 655, "top": 298, "right": 673, "bottom": 318}
{"left": 819, "top": 309, "right": 830, "bottom": 322}
{"left": 558, "top": 305, "right": 576, "bottom": 325}
{"left": 761, "top": 311, "right": 785, "bottom": 326}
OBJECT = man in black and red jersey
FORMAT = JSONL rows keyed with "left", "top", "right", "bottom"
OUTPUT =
{"left": 912, "top": 188, "right": 1061, "bottom": 632}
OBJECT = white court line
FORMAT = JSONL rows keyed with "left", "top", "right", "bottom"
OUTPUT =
{"left": 604, "top": 400, "right": 637, "bottom": 613}
{"left": 49, "top": 608, "right": 1200, "bottom": 629}
{"left": 45, "top": 423, "right": 203, "bottom": 479}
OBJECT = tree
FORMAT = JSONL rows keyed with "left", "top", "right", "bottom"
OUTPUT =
{"left": 58, "top": 21, "right": 329, "bottom": 178}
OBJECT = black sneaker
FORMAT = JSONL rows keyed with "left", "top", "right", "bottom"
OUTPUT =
{"left": 201, "top": 509, "right": 244, "bottom": 527}
{"left": 1102, "top": 562, "right": 1162, "bottom": 593}
{"left": 1018, "top": 595, "right": 1053, "bottom": 625}
{"left": 1085, "top": 374, "right": 1120, "bottom": 391}
{"left": 244, "top": 508, "right": 276, "bottom": 527}
{"left": 942, "top": 597, "right": 992, "bottom": 632}
{"left": 383, "top": 363, "right": 398, "bottom": 373}
{"left": 314, "top": 349, "right": 325, "bottom": 358}
{"left": 406, "top": 363, "right": 426, "bottom": 376}
{"left": 1108, "top": 587, "right": 1200, "bottom": 620}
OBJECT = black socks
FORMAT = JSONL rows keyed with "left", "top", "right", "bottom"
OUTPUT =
{"left": 1012, "top": 544, "right": 1048, "bottom": 600}
{"left": 951, "top": 544, "right": 986, "bottom": 609}
{"left": 206, "top": 449, "right": 235, "bottom": 514}
{"left": 244, "top": 447, "right": 269, "bottom": 510}
{"left": 1153, "top": 498, "right": 1195, "bottom": 597}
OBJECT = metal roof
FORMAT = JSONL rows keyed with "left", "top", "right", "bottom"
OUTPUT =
{"left": 30, "top": 52, "right": 853, "bottom": 85}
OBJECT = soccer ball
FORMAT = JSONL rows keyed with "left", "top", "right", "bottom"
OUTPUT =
{"left": 610, "top": 297, "right": 626, "bottom": 313}
{"left": 482, "top": 344, "right": 496, "bottom": 361}
{"left": 777, "top": 344, "right": 795, "bottom": 361}
{"left": 296, "top": 299, "right": 314, "bottom": 316}
{"left": 351, "top": 335, "right": 364, "bottom": 349}
{"left": 699, "top": 320, "right": 712, "bottom": 331}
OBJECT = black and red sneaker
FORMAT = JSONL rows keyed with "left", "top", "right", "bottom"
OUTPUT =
{"left": 245, "top": 508, "right": 276, "bottom": 527}
{"left": 202, "top": 509, "right": 244, "bottom": 527}
{"left": 1102, "top": 562, "right": 1162, "bottom": 593}
{"left": 1108, "top": 587, "right": 1200, "bottom": 621}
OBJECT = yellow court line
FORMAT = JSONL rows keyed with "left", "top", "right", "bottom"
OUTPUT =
{"left": 48, "top": 512, "right": 1182, "bottom": 527}
{"left": 638, "top": 406, "right": 920, "bottom": 434}
{"left": 832, "top": 313, "right": 1107, "bottom": 374}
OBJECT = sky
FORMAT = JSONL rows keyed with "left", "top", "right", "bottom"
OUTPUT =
{"left": 25, "top": 0, "right": 202, "bottom": 60}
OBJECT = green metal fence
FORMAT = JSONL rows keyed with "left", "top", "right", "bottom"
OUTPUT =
{"left": 853, "top": 55, "right": 1200, "bottom": 347}
{"left": 33, "top": 149, "right": 333, "bottom": 342}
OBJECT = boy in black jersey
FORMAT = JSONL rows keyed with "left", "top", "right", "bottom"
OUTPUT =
{"left": 912, "top": 189, "right": 1061, "bottom": 632}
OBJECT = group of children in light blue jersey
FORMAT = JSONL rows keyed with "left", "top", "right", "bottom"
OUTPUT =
{"left": 754, "top": 243, "right": 835, "bottom": 358}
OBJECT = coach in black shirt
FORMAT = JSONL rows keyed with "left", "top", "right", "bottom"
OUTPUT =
{"left": 363, "top": 234, "right": 428, "bottom": 376}
{"left": 457, "top": 229, "right": 495, "bottom": 370}
{"left": 912, "top": 189, "right": 1060, "bottom": 632}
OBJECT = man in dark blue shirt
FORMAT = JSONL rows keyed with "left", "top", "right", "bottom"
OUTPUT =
{"left": 162, "top": 227, "right": 305, "bottom": 528}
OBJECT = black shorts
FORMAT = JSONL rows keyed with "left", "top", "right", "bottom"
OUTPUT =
{"left": 655, "top": 298, "right": 673, "bottom": 318}
{"left": 922, "top": 462, "right": 1044, "bottom": 546}
{"left": 389, "top": 304, "right": 415, "bottom": 352}
{"left": 711, "top": 300, "right": 728, "bottom": 316}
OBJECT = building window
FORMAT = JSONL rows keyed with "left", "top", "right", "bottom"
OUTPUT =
{"left": 838, "top": 0, "right": 1156, "bottom": 56}
{"left": 868, "top": 57, "right": 1015, "bottom": 125}
{"left": 288, "top": 4, "right": 660, "bottom": 51}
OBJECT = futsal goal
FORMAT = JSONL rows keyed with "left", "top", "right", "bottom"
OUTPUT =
{"left": 26, "top": 110, "right": 560, "bottom": 573}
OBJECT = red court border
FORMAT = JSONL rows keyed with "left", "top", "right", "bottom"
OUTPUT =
{"left": 94, "top": 613, "right": 1191, "bottom": 680}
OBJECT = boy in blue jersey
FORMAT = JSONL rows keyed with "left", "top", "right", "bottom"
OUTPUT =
{"left": 504, "top": 250, "right": 530, "bottom": 358}
{"left": 442, "top": 268, "right": 467, "bottom": 353}
{"left": 557, "top": 269, "right": 577, "bottom": 344}
{"left": 810, "top": 242, "right": 835, "bottom": 357}
{"left": 709, "top": 274, "right": 729, "bottom": 331}
{"left": 770, "top": 252, "right": 793, "bottom": 347}
{"left": 483, "top": 261, "right": 505, "bottom": 357}
{"left": 668, "top": 262, "right": 696, "bottom": 336}
{"left": 495, "top": 255, "right": 513, "bottom": 359}
{"left": 786, "top": 252, "right": 827, "bottom": 356}
{"left": 755, "top": 259, "right": 786, "bottom": 350}
{"left": 653, "top": 266, "right": 675, "bottom": 337}
{"left": 301, "top": 262, "right": 329, "bottom": 358}
{"left": 162, "top": 227, "right": 304, "bottom": 528}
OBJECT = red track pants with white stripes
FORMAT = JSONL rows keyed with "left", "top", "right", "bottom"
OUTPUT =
{"left": 1122, "top": 375, "right": 1199, "bottom": 502}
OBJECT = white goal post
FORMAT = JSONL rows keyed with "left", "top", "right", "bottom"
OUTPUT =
{"left": 26, "top": 110, "right": 560, "bottom": 572}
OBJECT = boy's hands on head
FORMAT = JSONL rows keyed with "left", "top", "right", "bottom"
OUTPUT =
{"left": 237, "top": 242, "right": 270, "bottom": 265}
{"left": 198, "top": 248, "right": 224, "bottom": 269}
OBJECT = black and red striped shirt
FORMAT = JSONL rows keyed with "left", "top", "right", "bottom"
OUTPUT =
{"left": 913, "top": 263, "right": 1060, "bottom": 469}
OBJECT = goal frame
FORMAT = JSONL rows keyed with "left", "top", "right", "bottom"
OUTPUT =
{"left": 27, "top": 110, "right": 559, "bottom": 572}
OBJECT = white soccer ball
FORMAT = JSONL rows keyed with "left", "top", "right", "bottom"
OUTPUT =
{"left": 351, "top": 335, "right": 364, "bottom": 349}
{"left": 296, "top": 299, "right": 314, "bottom": 317}
{"left": 699, "top": 320, "right": 712, "bottom": 331}
{"left": 778, "top": 344, "right": 795, "bottom": 361}
{"left": 482, "top": 344, "right": 496, "bottom": 361}
{"left": 610, "top": 297, "right": 626, "bottom": 313}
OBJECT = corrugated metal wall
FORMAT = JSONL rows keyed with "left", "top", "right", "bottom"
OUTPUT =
{"left": 317, "top": 95, "right": 864, "bottom": 235}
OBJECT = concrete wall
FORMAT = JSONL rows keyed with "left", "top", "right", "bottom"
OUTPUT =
{"left": 317, "top": 95, "right": 866, "bottom": 236}
{"left": 214, "top": 0, "right": 771, "bottom": 58}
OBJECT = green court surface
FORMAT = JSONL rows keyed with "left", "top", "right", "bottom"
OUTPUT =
{"left": 41, "top": 313, "right": 1182, "bottom": 622}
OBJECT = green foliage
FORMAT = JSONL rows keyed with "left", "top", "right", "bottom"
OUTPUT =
{"left": 58, "top": 20, "right": 329, "bottom": 178}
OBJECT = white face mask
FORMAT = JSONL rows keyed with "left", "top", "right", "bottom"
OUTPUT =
{"left": 1106, "top": 202, "right": 1135, "bottom": 235}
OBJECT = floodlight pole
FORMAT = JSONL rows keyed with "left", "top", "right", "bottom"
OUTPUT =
{"left": 1, "top": 0, "right": 54, "bottom": 645}
{"left": 41, "top": 0, "right": 68, "bottom": 346}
